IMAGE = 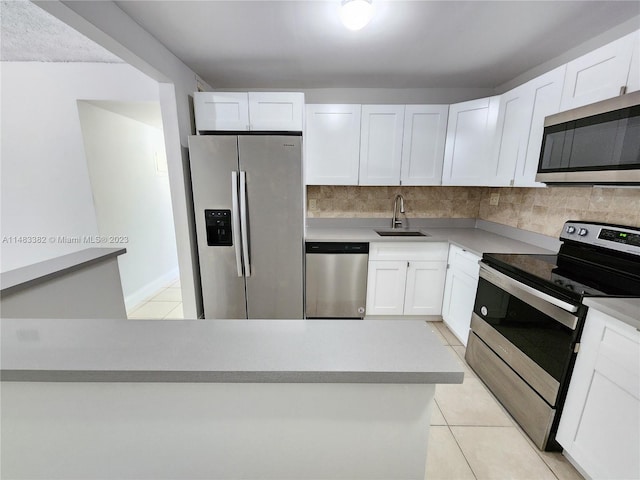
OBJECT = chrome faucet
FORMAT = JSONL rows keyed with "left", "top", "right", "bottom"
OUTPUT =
{"left": 391, "top": 194, "right": 405, "bottom": 229}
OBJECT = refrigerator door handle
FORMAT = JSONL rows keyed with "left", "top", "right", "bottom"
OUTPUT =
{"left": 239, "top": 170, "right": 251, "bottom": 277}
{"left": 231, "top": 171, "right": 243, "bottom": 277}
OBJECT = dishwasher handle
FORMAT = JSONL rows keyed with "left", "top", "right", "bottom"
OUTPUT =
{"left": 305, "top": 242, "right": 369, "bottom": 254}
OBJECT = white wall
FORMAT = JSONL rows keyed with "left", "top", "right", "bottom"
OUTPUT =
{"left": 0, "top": 62, "right": 160, "bottom": 272}
{"left": 77, "top": 101, "right": 179, "bottom": 307}
{"left": 34, "top": 1, "right": 202, "bottom": 318}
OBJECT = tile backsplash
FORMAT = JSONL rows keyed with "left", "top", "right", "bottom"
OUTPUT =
{"left": 307, "top": 186, "right": 640, "bottom": 237}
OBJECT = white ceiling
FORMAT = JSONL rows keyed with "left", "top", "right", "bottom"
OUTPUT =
{"left": 115, "top": 0, "right": 640, "bottom": 89}
{"left": 2, "top": 1, "right": 638, "bottom": 90}
{"left": 0, "top": 0, "right": 122, "bottom": 63}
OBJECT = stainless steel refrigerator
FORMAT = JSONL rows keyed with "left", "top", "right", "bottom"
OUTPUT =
{"left": 188, "top": 135, "right": 304, "bottom": 319}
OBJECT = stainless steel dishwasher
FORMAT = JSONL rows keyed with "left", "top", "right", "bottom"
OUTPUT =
{"left": 305, "top": 242, "right": 369, "bottom": 319}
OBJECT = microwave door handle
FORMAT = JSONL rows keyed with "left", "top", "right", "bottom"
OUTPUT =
{"left": 231, "top": 171, "right": 243, "bottom": 277}
{"left": 479, "top": 264, "right": 579, "bottom": 330}
{"left": 239, "top": 171, "right": 251, "bottom": 277}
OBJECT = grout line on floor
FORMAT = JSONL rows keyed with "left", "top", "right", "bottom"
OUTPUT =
{"left": 446, "top": 424, "right": 478, "bottom": 480}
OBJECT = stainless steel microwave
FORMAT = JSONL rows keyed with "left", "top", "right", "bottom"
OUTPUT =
{"left": 536, "top": 91, "right": 640, "bottom": 185}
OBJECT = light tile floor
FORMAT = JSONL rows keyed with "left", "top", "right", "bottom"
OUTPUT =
{"left": 425, "top": 321, "right": 584, "bottom": 480}
{"left": 127, "top": 279, "right": 184, "bottom": 319}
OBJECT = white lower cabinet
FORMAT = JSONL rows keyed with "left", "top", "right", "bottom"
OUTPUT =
{"left": 366, "top": 243, "right": 448, "bottom": 317}
{"left": 441, "top": 245, "right": 481, "bottom": 346}
{"left": 556, "top": 307, "right": 640, "bottom": 480}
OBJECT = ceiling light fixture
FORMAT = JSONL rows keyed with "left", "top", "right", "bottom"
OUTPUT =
{"left": 339, "top": 0, "right": 374, "bottom": 31}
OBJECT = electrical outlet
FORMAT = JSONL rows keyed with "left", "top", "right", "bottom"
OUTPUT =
{"left": 309, "top": 199, "right": 317, "bottom": 209}
{"left": 489, "top": 193, "right": 500, "bottom": 206}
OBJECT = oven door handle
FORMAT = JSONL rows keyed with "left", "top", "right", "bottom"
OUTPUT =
{"left": 479, "top": 264, "right": 579, "bottom": 330}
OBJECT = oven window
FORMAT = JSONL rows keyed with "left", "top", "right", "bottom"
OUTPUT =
{"left": 473, "top": 278, "right": 577, "bottom": 383}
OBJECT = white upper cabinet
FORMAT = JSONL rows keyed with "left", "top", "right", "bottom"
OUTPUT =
{"left": 305, "top": 104, "right": 361, "bottom": 185}
{"left": 560, "top": 31, "right": 637, "bottom": 110}
{"left": 194, "top": 92, "right": 303, "bottom": 132}
{"left": 400, "top": 105, "right": 449, "bottom": 186}
{"left": 194, "top": 92, "right": 250, "bottom": 131}
{"left": 442, "top": 96, "right": 500, "bottom": 186}
{"left": 359, "top": 105, "right": 405, "bottom": 185}
{"left": 248, "top": 92, "right": 304, "bottom": 131}
{"left": 490, "top": 85, "right": 531, "bottom": 186}
{"left": 513, "top": 65, "right": 566, "bottom": 187}
{"left": 626, "top": 30, "right": 640, "bottom": 93}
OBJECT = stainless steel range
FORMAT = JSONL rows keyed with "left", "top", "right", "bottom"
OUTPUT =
{"left": 466, "top": 221, "right": 640, "bottom": 451}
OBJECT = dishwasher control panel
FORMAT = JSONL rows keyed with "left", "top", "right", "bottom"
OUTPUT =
{"left": 305, "top": 242, "right": 369, "bottom": 254}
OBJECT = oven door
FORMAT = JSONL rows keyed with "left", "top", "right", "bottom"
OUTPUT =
{"left": 470, "top": 263, "right": 582, "bottom": 406}
{"left": 466, "top": 263, "right": 583, "bottom": 450}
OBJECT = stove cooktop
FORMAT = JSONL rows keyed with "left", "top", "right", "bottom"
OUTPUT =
{"left": 482, "top": 221, "right": 640, "bottom": 303}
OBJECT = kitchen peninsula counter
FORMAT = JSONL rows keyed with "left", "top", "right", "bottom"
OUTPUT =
{"left": 1, "top": 318, "right": 462, "bottom": 383}
{"left": 1, "top": 318, "right": 461, "bottom": 480}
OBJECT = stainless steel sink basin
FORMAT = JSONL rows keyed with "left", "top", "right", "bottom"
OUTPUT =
{"left": 375, "top": 230, "right": 429, "bottom": 237}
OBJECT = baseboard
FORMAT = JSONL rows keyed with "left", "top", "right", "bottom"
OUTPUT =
{"left": 125, "top": 268, "right": 179, "bottom": 311}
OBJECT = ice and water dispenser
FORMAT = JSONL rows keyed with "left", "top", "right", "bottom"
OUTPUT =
{"left": 205, "top": 209, "right": 232, "bottom": 246}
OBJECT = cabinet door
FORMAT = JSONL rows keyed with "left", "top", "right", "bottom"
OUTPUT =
{"left": 404, "top": 261, "right": 447, "bottom": 316}
{"left": 441, "top": 269, "right": 478, "bottom": 346}
{"left": 359, "top": 105, "right": 405, "bottom": 186}
{"left": 194, "top": 92, "right": 250, "bottom": 132}
{"left": 514, "top": 65, "right": 566, "bottom": 187}
{"left": 560, "top": 31, "right": 636, "bottom": 110}
{"left": 441, "top": 245, "right": 480, "bottom": 346}
{"left": 365, "top": 260, "right": 407, "bottom": 316}
{"left": 400, "top": 105, "right": 449, "bottom": 186}
{"left": 491, "top": 85, "right": 531, "bottom": 186}
{"left": 441, "top": 96, "right": 500, "bottom": 186}
{"left": 626, "top": 30, "right": 640, "bottom": 93}
{"left": 248, "top": 92, "right": 304, "bottom": 131}
{"left": 557, "top": 309, "right": 640, "bottom": 480}
{"left": 305, "top": 104, "right": 361, "bottom": 185}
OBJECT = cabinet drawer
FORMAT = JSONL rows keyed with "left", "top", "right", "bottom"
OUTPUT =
{"left": 369, "top": 242, "right": 448, "bottom": 261}
{"left": 448, "top": 245, "right": 481, "bottom": 278}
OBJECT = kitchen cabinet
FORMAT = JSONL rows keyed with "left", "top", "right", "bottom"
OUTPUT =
{"left": 400, "top": 105, "right": 449, "bottom": 185}
{"left": 556, "top": 307, "right": 639, "bottom": 480}
{"left": 248, "top": 92, "right": 304, "bottom": 131}
{"left": 560, "top": 30, "right": 638, "bottom": 111}
{"left": 359, "top": 105, "right": 405, "bottom": 185}
{"left": 627, "top": 31, "right": 640, "bottom": 93}
{"left": 366, "top": 242, "right": 448, "bottom": 317}
{"left": 194, "top": 92, "right": 303, "bottom": 132}
{"left": 305, "top": 104, "right": 361, "bottom": 185}
{"left": 513, "top": 66, "right": 566, "bottom": 187}
{"left": 490, "top": 84, "right": 531, "bottom": 186}
{"left": 441, "top": 96, "right": 500, "bottom": 186}
{"left": 441, "top": 245, "right": 480, "bottom": 346}
{"left": 490, "top": 65, "right": 566, "bottom": 188}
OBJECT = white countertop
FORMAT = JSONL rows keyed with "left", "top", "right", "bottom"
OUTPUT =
{"left": 305, "top": 226, "right": 554, "bottom": 257}
{"left": 1, "top": 318, "right": 464, "bottom": 384}
{"left": 584, "top": 297, "right": 640, "bottom": 330}
{"left": 0, "top": 248, "right": 126, "bottom": 295}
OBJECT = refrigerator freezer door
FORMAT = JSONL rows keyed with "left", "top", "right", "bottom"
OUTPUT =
{"left": 238, "top": 136, "right": 304, "bottom": 319}
{"left": 188, "top": 135, "right": 247, "bottom": 319}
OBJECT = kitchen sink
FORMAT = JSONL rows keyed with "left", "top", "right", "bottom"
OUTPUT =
{"left": 375, "top": 230, "right": 429, "bottom": 237}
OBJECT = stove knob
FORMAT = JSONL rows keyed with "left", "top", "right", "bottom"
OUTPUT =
{"left": 480, "top": 306, "right": 488, "bottom": 316}
{"left": 566, "top": 226, "right": 576, "bottom": 234}
{"left": 578, "top": 228, "right": 588, "bottom": 237}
